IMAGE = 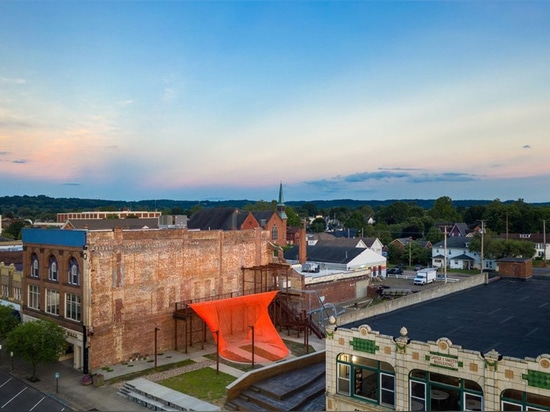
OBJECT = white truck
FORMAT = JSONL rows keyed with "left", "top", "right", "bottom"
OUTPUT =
{"left": 413, "top": 268, "right": 437, "bottom": 285}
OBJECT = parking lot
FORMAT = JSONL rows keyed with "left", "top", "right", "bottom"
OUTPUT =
{"left": 0, "top": 369, "right": 70, "bottom": 411}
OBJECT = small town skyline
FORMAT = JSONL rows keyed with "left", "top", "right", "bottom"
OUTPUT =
{"left": 2, "top": 2, "right": 549, "bottom": 202}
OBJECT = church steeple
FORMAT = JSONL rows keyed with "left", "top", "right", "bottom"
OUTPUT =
{"left": 277, "top": 181, "right": 287, "bottom": 220}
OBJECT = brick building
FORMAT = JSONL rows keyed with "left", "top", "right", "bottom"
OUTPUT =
{"left": 21, "top": 226, "right": 275, "bottom": 373}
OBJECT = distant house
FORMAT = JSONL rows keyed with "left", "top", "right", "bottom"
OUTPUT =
{"left": 448, "top": 221, "right": 482, "bottom": 237}
{"left": 390, "top": 238, "right": 431, "bottom": 251}
{"left": 499, "top": 233, "right": 550, "bottom": 260}
{"left": 431, "top": 236, "right": 496, "bottom": 271}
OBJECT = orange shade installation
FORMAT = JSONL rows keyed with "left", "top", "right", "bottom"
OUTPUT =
{"left": 189, "top": 291, "right": 289, "bottom": 363}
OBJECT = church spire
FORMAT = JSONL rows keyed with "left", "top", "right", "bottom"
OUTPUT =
{"left": 277, "top": 181, "right": 287, "bottom": 220}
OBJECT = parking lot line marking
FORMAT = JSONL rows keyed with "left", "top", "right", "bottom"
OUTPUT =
{"left": 29, "top": 396, "right": 46, "bottom": 411}
{"left": 0, "top": 377, "right": 13, "bottom": 388}
{"left": 1, "top": 387, "right": 27, "bottom": 408}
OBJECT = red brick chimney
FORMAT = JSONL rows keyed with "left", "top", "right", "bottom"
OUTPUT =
{"left": 299, "top": 219, "right": 307, "bottom": 265}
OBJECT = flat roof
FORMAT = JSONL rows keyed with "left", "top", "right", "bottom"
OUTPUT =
{"left": 344, "top": 276, "right": 550, "bottom": 360}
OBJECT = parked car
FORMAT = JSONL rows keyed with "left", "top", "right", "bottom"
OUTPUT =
{"left": 414, "top": 264, "right": 423, "bottom": 271}
{"left": 387, "top": 267, "right": 403, "bottom": 275}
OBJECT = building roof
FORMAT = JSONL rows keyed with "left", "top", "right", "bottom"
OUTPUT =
{"left": 62, "top": 218, "right": 159, "bottom": 230}
{"left": 284, "top": 245, "right": 364, "bottom": 264}
{"left": 187, "top": 208, "right": 249, "bottom": 231}
{"left": 344, "top": 276, "right": 550, "bottom": 359}
{"left": 432, "top": 236, "right": 471, "bottom": 249}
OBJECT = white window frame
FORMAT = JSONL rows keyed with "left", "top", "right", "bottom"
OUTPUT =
{"left": 45, "top": 289, "right": 60, "bottom": 315}
{"left": 28, "top": 284, "right": 40, "bottom": 310}
{"left": 48, "top": 256, "right": 58, "bottom": 282}
{"left": 65, "top": 293, "right": 81, "bottom": 321}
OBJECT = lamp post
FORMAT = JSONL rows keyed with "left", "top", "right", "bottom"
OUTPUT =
{"left": 55, "top": 372, "right": 59, "bottom": 393}
{"left": 154, "top": 327, "right": 160, "bottom": 368}
{"left": 249, "top": 325, "right": 255, "bottom": 369}
{"left": 214, "top": 330, "right": 219, "bottom": 375}
{"left": 10, "top": 351, "right": 14, "bottom": 371}
{"left": 0, "top": 344, "right": 2, "bottom": 362}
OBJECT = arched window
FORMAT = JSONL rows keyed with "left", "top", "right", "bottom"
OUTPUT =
{"left": 501, "top": 389, "right": 550, "bottom": 410}
{"left": 68, "top": 257, "right": 79, "bottom": 285}
{"left": 48, "top": 255, "right": 58, "bottom": 282}
{"left": 337, "top": 353, "right": 395, "bottom": 407}
{"left": 409, "top": 369, "right": 483, "bottom": 411}
{"left": 272, "top": 224, "right": 279, "bottom": 241}
{"left": 31, "top": 253, "right": 40, "bottom": 278}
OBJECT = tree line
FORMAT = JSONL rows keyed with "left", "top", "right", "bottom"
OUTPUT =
{"left": 2, "top": 195, "right": 550, "bottom": 249}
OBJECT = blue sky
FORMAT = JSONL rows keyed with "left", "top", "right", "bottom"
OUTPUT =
{"left": 1, "top": 1, "right": 549, "bottom": 203}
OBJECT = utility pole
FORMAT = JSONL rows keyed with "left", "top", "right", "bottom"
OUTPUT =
{"left": 481, "top": 220, "right": 486, "bottom": 284}
{"left": 543, "top": 220, "right": 547, "bottom": 267}
{"left": 443, "top": 226, "right": 448, "bottom": 284}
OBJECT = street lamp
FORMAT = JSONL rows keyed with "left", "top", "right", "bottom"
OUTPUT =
{"left": 214, "top": 330, "right": 219, "bottom": 375}
{"left": 249, "top": 325, "right": 255, "bottom": 369}
{"left": 154, "top": 327, "right": 160, "bottom": 368}
{"left": 0, "top": 344, "right": 2, "bottom": 362}
{"left": 55, "top": 372, "right": 59, "bottom": 393}
{"left": 10, "top": 351, "right": 14, "bottom": 371}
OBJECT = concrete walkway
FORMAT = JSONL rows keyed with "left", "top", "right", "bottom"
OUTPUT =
{"left": 0, "top": 334, "right": 325, "bottom": 411}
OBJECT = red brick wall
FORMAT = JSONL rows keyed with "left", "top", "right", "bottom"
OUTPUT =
{"left": 305, "top": 275, "right": 369, "bottom": 305}
{"left": 498, "top": 259, "right": 532, "bottom": 280}
{"left": 87, "top": 227, "right": 272, "bottom": 368}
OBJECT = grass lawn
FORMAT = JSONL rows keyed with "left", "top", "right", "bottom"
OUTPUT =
{"left": 159, "top": 368, "right": 236, "bottom": 407}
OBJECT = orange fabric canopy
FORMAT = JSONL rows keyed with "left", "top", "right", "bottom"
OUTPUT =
{"left": 189, "top": 291, "right": 289, "bottom": 363}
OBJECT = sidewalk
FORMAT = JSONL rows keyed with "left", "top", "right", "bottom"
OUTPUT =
{"left": 0, "top": 334, "right": 326, "bottom": 411}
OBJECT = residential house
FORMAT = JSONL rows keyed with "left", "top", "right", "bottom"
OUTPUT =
{"left": 499, "top": 233, "right": 550, "bottom": 261}
{"left": 430, "top": 236, "right": 494, "bottom": 271}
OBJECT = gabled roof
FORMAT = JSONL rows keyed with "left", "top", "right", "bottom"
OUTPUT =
{"left": 451, "top": 253, "right": 475, "bottom": 261}
{"left": 251, "top": 211, "right": 278, "bottom": 227}
{"left": 284, "top": 245, "right": 364, "bottom": 264}
{"left": 432, "top": 236, "right": 471, "bottom": 249}
{"left": 315, "top": 238, "right": 367, "bottom": 249}
{"left": 188, "top": 208, "right": 250, "bottom": 231}
{"left": 62, "top": 218, "right": 159, "bottom": 230}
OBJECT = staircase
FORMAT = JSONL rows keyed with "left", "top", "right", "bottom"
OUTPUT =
{"left": 226, "top": 362, "right": 326, "bottom": 411}
{"left": 118, "top": 377, "right": 220, "bottom": 411}
{"left": 274, "top": 295, "right": 326, "bottom": 339}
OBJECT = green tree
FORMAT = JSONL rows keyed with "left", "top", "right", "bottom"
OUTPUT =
{"left": 285, "top": 206, "right": 302, "bottom": 227}
{"left": 0, "top": 305, "right": 20, "bottom": 340}
{"left": 310, "top": 217, "right": 326, "bottom": 233}
{"left": 429, "top": 196, "right": 460, "bottom": 222}
{"left": 5, "top": 319, "right": 67, "bottom": 381}
{"left": 3, "top": 220, "right": 26, "bottom": 239}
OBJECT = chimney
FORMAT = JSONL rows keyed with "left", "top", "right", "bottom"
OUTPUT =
{"left": 299, "top": 219, "right": 307, "bottom": 265}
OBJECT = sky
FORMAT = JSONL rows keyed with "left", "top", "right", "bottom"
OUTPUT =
{"left": 1, "top": 1, "right": 550, "bottom": 203}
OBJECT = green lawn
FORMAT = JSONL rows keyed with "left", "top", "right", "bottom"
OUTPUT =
{"left": 159, "top": 368, "right": 236, "bottom": 407}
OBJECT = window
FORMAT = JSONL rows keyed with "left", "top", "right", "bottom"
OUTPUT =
{"left": 410, "top": 369, "right": 484, "bottom": 411}
{"left": 272, "top": 224, "right": 279, "bottom": 241}
{"left": 28, "top": 285, "right": 40, "bottom": 310}
{"left": 66, "top": 293, "right": 81, "bottom": 321}
{"left": 46, "top": 289, "right": 60, "bottom": 315}
{"left": 31, "top": 254, "right": 39, "bottom": 278}
{"left": 68, "top": 257, "right": 79, "bottom": 285}
{"left": 13, "top": 286, "right": 21, "bottom": 301}
{"left": 337, "top": 353, "right": 395, "bottom": 407}
{"left": 501, "top": 389, "right": 550, "bottom": 411}
{"left": 48, "top": 256, "right": 58, "bottom": 282}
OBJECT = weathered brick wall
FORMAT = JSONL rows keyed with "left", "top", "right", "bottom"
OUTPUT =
{"left": 87, "top": 227, "right": 272, "bottom": 368}
{"left": 305, "top": 275, "right": 369, "bottom": 305}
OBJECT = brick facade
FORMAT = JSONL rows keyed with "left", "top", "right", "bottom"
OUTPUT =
{"left": 86, "top": 227, "right": 272, "bottom": 369}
